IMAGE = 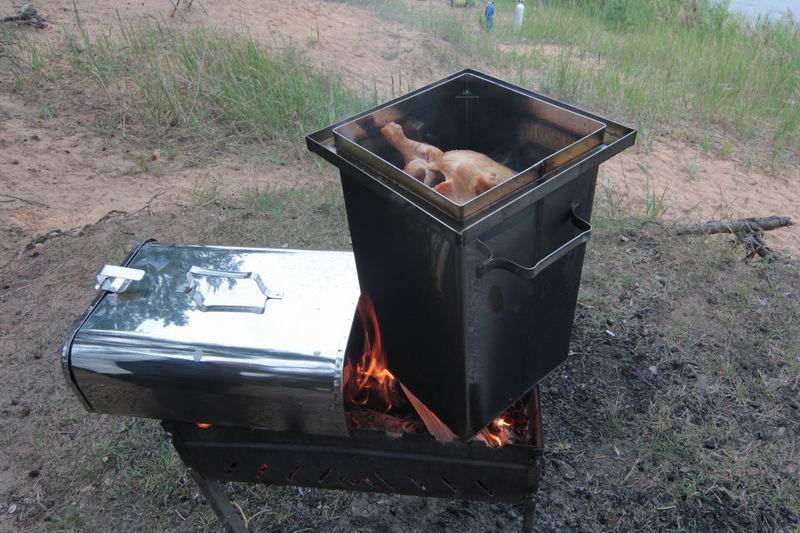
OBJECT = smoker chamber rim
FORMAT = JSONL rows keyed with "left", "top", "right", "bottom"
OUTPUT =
{"left": 307, "top": 68, "right": 637, "bottom": 234}
{"left": 330, "top": 70, "right": 607, "bottom": 219}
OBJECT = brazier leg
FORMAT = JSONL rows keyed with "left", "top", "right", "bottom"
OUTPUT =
{"left": 189, "top": 468, "right": 247, "bottom": 533}
{"left": 521, "top": 496, "right": 536, "bottom": 533}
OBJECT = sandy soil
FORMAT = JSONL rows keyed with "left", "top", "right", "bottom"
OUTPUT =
{"left": 2, "top": 0, "right": 795, "bottom": 257}
{"left": 1, "top": 0, "right": 796, "bottom": 256}
{"left": 0, "top": 91, "right": 322, "bottom": 256}
{"left": 616, "top": 141, "right": 800, "bottom": 254}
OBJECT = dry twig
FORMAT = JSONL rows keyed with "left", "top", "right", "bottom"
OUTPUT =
{"left": 1, "top": 3, "right": 45, "bottom": 28}
{"left": 674, "top": 216, "right": 792, "bottom": 236}
{"left": 673, "top": 215, "right": 793, "bottom": 264}
{"left": 0, "top": 193, "right": 49, "bottom": 208}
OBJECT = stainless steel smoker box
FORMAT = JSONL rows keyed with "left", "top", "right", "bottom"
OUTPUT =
{"left": 62, "top": 241, "right": 360, "bottom": 436}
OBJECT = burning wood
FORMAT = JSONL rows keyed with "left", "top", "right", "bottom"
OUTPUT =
{"left": 343, "top": 295, "right": 407, "bottom": 414}
{"left": 344, "top": 293, "right": 530, "bottom": 448}
{"left": 380, "top": 122, "right": 515, "bottom": 204}
{"left": 400, "top": 383, "right": 456, "bottom": 443}
{"left": 349, "top": 408, "right": 424, "bottom": 434}
{"left": 476, "top": 399, "right": 530, "bottom": 448}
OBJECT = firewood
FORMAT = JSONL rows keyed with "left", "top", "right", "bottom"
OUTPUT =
{"left": 400, "top": 383, "right": 457, "bottom": 443}
{"left": 349, "top": 408, "right": 424, "bottom": 435}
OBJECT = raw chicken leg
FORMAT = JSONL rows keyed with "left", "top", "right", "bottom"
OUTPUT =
{"left": 381, "top": 122, "right": 515, "bottom": 204}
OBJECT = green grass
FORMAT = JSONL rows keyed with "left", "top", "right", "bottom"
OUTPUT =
{"left": 248, "top": 180, "right": 347, "bottom": 218}
{"left": 44, "top": 504, "right": 85, "bottom": 532}
{"left": 103, "top": 419, "right": 191, "bottom": 510}
{"left": 13, "top": 11, "right": 367, "bottom": 150}
{"left": 339, "top": 0, "right": 800, "bottom": 161}
{"left": 502, "top": 1, "right": 800, "bottom": 156}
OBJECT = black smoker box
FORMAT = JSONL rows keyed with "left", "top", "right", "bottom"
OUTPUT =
{"left": 62, "top": 241, "right": 361, "bottom": 436}
{"left": 308, "top": 69, "right": 636, "bottom": 439}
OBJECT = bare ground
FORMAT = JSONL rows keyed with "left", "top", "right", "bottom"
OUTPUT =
{"left": 3, "top": 0, "right": 798, "bottom": 254}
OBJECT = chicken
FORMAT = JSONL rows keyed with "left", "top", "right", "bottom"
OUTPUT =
{"left": 380, "top": 122, "right": 515, "bottom": 204}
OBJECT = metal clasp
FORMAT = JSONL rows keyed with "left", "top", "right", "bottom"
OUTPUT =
{"left": 95, "top": 265, "right": 146, "bottom": 293}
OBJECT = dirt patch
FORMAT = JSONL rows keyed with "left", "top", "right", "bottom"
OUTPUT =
{"left": 614, "top": 141, "right": 800, "bottom": 255}
{"left": 0, "top": 92, "right": 326, "bottom": 248}
{"left": 30, "top": 0, "right": 442, "bottom": 94}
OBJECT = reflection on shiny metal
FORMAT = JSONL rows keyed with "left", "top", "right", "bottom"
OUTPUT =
{"left": 95, "top": 264, "right": 145, "bottom": 293}
{"left": 64, "top": 242, "right": 359, "bottom": 436}
{"left": 184, "top": 266, "right": 283, "bottom": 314}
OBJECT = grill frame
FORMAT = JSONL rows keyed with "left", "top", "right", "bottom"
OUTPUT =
{"left": 165, "top": 387, "right": 543, "bottom": 531}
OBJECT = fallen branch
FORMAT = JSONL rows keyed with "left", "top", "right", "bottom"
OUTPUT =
{"left": 1, "top": 3, "right": 45, "bottom": 28}
{"left": 670, "top": 215, "right": 794, "bottom": 264}
{"left": 735, "top": 232, "right": 792, "bottom": 264}
{"left": 674, "top": 216, "right": 792, "bottom": 236}
{"left": 0, "top": 193, "right": 49, "bottom": 208}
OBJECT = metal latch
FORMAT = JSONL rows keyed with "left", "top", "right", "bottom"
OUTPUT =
{"left": 95, "top": 265, "right": 146, "bottom": 293}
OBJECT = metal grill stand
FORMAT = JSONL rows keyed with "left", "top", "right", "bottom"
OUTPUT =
{"left": 165, "top": 387, "right": 544, "bottom": 533}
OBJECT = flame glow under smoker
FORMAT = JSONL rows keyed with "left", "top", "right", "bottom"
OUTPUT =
{"left": 343, "top": 294, "right": 407, "bottom": 415}
{"left": 344, "top": 295, "right": 529, "bottom": 448}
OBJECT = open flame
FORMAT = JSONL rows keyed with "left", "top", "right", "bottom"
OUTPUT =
{"left": 343, "top": 295, "right": 405, "bottom": 414}
{"left": 343, "top": 294, "right": 528, "bottom": 448}
{"left": 477, "top": 415, "right": 515, "bottom": 448}
{"left": 477, "top": 399, "right": 530, "bottom": 448}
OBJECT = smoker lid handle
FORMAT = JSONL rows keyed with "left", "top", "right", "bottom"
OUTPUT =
{"left": 95, "top": 264, "right": 146, "bottom": 293}
{"left": 476, "top": 206, "right": 591, "bottom": 280}
{"left": 184, "top": 266, "right": 284, "bottom": 314}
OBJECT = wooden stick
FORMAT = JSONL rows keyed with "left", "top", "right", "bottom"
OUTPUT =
{"left": 400, "top": 383, "right": 456, "bottom": 443}
{"left": 735, "top": 232, "right": 792, "bottom": 264}
{"left": 1, "top": 4, "right": 45, "bottom": 28}
{"left": 674, "top": 216, "right": 792, "bottom": 236}
{"left": 0, "top": 193, "right": 49, "bottom": 208}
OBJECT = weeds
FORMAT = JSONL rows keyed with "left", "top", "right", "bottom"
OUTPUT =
{"left": 247, "top": 184, "right": 294, "bottom": 214}
{"left": 595, "top": 169, "right": 668, "bottom": 233}
{"left": 248, "top": 181, "right": 348, "bottom": 219}
{"left": 44, "top": 504, "right": 85, "bottom": 532}
{"left": 190, "top": 177, "right": 221, "bottom": 207}
{"left": 103, "top": 419, "right": 189, "bottom": 509}
{"left": 683, "top": 159, "right": 702, "bottom": 180}
{"left": 340, "top": 0, "right": 800, "bottom": 159}
{"left": 13, "top": 11, "right": 367, "bottom": 151}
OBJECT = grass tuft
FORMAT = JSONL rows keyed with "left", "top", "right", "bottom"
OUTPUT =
{"left": 13, "top": 12, "right": 367, "bottom": 150}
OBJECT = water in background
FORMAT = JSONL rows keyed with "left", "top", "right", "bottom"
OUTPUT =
{"left": 727, "top": 0, "right": 799, "bottom": 20}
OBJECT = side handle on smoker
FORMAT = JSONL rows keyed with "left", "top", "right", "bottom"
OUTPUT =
{"left": 184, "top": 266, "right": 283, "bottom": 314}
{"left": 476, "top": 206, "right": 591, "bottom": 280}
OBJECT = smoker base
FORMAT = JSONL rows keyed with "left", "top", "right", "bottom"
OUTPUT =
{"left": 164, "top": 388, "right": 543, "bottom": 532}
